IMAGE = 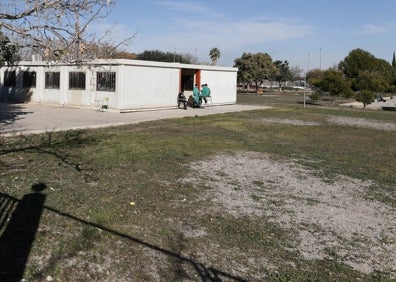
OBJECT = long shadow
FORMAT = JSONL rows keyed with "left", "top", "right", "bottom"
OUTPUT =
{"left": 0, "top": 183, "right": 47, "bottom": 281}
{"left": 0, "top": 190, "right": 247, "bottom": 281}
{"left": 0, "top": 129, "right": 246, "bottom": 280}
{"left": 0, "top": 102, "right": 33, "bottom": 128}
{"left": 44, "top": 206, "right": 247, "bottom": 281}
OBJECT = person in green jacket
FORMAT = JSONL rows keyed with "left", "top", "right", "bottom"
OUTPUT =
{"left": 193, "top": 84, "right": 201, "bottom": 107}
{"left": 200, "top": 84, "right": 211, "bottom": 104}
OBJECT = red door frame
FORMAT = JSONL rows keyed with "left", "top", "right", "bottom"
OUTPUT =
{"left": 196, "top": 70, "right": 201, "bottom": 90}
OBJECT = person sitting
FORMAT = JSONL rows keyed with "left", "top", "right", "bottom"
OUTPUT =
{"left": 200, "top": 84, "right": 211, "bottom": 104}
{"left": 177, "top": 89, "right": 187, "bottom": 110}
{"left": 193, "top": 84, "right": 201, "bottom": 108}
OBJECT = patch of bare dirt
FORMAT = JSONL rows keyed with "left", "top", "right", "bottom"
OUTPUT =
{"left": 327, "top": 116, "right": 396, "bottom": 131}
{"left": 184, "top": 152, "right": 396, "bottom": 277}
{"left": 261, "top": 116, "right": 396, "bottom": 131}
{"left": 261, "top": 118, "right": 321, "bottom": 126}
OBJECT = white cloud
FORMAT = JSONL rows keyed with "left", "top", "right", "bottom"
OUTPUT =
{"left": 355, "top": 24, "right": 387, "bottom": 35}
{"left": 95, "top": 1, "right": 314, "bottom": 66}
{"left": 122, "top": 16, "right": 313, "bottom": 66}
{"left": 156, "top": 0, "right": 225, "bottom": 18}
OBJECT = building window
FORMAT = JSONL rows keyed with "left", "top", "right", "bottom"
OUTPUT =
{"left": 69, "top": 72, "right": 86, "bottom": 90}
{"left": 23, "top": 71, "right": 36, "bottom": 88}
{"left": 97, "top": 72, "right": 116, "bottom": 92}
{"left": 4, "top": 71, "right": 16, "bottom": 87}
{"left": 45, "top": 72, "right": 60, "bottom": 89}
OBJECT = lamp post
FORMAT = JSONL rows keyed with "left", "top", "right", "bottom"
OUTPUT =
{"left": 304, "top": 53, "right": 310, "bottom": 108}
{"left": 319, "top": 48, "right": 322, "bottom": 71}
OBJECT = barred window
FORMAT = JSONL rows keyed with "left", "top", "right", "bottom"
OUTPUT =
{"left": 4, "top": 71, "right": 16, "bottom": 87}
{"left": 69, "top": 72, "right": 86, "bottom": 90}
{"left": 45, "top": 72, "right": 60, "bottom": 89}
{"left": 97, "top": 72, "right": 116, "bottom": 92}
{"left": 23, "top": 71, "right": 36, "bottom": 88}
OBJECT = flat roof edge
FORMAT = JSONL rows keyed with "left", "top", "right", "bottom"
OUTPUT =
{"left": 9, "top": 59, "right": 238, "bottom": 71}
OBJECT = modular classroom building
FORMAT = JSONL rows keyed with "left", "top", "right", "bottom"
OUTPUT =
{"left": 0, "top": 59, "right": 238, "bottom": 112}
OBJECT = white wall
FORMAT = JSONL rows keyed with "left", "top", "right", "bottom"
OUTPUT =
{"left": 0, "top": 65, "right": 40, "bottom": 102}
{"left": 1, "top": 60, "right": 238, "bottom": 110}
{"left": 120, "top": 65, "right": 180, "bottom": 110}
{"left": 200, "top": 70, "right": 237, "bottom": 104}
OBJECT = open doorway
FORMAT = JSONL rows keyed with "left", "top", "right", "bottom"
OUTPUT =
{"left": 180, "top": 69, "right": 200, "bottom": 92}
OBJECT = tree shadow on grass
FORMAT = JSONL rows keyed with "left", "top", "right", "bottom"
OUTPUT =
{"left": 0, "top": 190, "right": 247, "bottom": 282}
{"left": 0, "top": 130, "right": 247, "bottom": 281}
{"left": 0, "top": 130, "right": 99, "bottom": 181}
{"left": 46, "top": 205, "right": 247, "bottom": 281}
{"left": 0, "top": 183, "right": 47, "bottom": 281}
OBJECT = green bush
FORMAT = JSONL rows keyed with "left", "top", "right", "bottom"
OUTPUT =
{"left": 355, "top": 90, "right": 375, "bottom": 108}
{"left": 309, "top": 91, "right": 321, "bottom": 101}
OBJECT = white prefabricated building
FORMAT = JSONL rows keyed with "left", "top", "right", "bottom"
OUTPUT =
{"left": 0, "top": 59, "right": 238, "bottom": 111}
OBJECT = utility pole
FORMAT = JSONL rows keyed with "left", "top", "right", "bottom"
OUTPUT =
{"left": 304, "top": 53, "right": 310, "bottom": 108}
{"left": 319, "top": 48, "right": 322, "bottom": 71}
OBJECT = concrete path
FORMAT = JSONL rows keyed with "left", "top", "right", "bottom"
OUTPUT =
{"left": 0, "top": 103, "right": 269, "bottom": 136}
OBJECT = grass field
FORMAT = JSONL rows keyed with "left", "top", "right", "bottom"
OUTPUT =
{"left": 1, "top": 93, "right": 395, "bottom": 281}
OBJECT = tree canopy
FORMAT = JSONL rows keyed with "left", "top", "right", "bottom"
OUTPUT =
{"left": 0, "top": 30, "right": 17, "bottom": 67}
{"left": 209, "top": 47, "right": 221, "bottom": 66}
{"left": 234, "top": 52, "right": 275, "bottom": 90}
{"left": 271, "top": 60, "right": 292, "bottom": 89}
{"left": 136, "top": 50, "right": 193, "bottom": 64}
{"left": 314, "top": 69, "right": 353, "bottom": 99}
{"left": 338, "top": 48, "right": 394, "bottom": 92}
{"left": 355, "top": 90, "right": 375, "bottom": 108}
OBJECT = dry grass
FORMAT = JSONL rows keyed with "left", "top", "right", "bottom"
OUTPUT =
{"left": 1, "top": 94, "right": 395, "bottom": 281}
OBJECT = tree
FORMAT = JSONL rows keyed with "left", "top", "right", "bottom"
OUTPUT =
{"left": 136, "top": 50, "right": 193, "bottom": 64}
{"left": 289, "top": 65, "right": 304, "bottom": 81}
{"left": 271, "top": 60, "right": 292, "bottom": 91}
{"left": 392, "top": 52, "right": 396, "bottom": 68}
{"left": 315, "top": 69, "right": 353, "bottom": 103}
{"left": 209, "top": 47, "right": 221, "bottom": 65}
{"left": 0, "top": 30, "right": 17, "bottom": 67}
{"left": 306, "top": 68, "right": 324, "bottom": 86}
{"left": 338, "top": 48, "right": 393, "bottom": 91}
{"left": 233, "top": 52, "right": 275, "bottom": 91}
{"left": 0, "top": 0, "right": 134, "bottom": 62}
{"left": 355, "top": 90, "right": 375, "bottom": 108}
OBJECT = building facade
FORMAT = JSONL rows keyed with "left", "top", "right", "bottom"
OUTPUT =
{"left": 0, "top": 59, "right": 238, "bottom": 111}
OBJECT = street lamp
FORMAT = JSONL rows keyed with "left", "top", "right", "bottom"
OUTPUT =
{"left": 319, "top": 48, "right": 322, "bottom": 71}
{"left": 304, "top": 53, "right": 310, "bottom": 108}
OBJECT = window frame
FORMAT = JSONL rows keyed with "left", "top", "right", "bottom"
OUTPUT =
{"left": 4, "top": 70, "right": 16, "bottom": 87}
{"left": 22, "top": 71, "right": 37, "bottom": 88}
{"left": 45, "top": 72, "right": 61, "bottom": 89}
{"left": 96, "top": 71, "right": 116, "bottom": 92}
{"left": 69, "top": 71, "right": 86, "bottom": 90}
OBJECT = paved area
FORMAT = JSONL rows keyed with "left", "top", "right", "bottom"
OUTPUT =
{"left": 0, "top": 103, "right": 269, "bottom": 136}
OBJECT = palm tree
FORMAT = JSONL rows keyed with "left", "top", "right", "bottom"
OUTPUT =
{"left": 209, "top": 47, "right": 221, "bottom": 66}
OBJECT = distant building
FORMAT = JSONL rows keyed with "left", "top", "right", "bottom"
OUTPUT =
{"left": 0, "top": 59, "right": 238, "bottom": 111}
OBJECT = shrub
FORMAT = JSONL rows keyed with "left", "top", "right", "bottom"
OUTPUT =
{"left": 355, "top": 90, "right": 375, "bottom": 108}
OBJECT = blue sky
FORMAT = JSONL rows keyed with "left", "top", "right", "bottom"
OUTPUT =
{"left": 99, "top": 0, "right": 396, "bottom": 71}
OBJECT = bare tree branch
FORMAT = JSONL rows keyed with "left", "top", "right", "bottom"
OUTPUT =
{"left": 0, "top": 0, "right": 135, "bottom": 62}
